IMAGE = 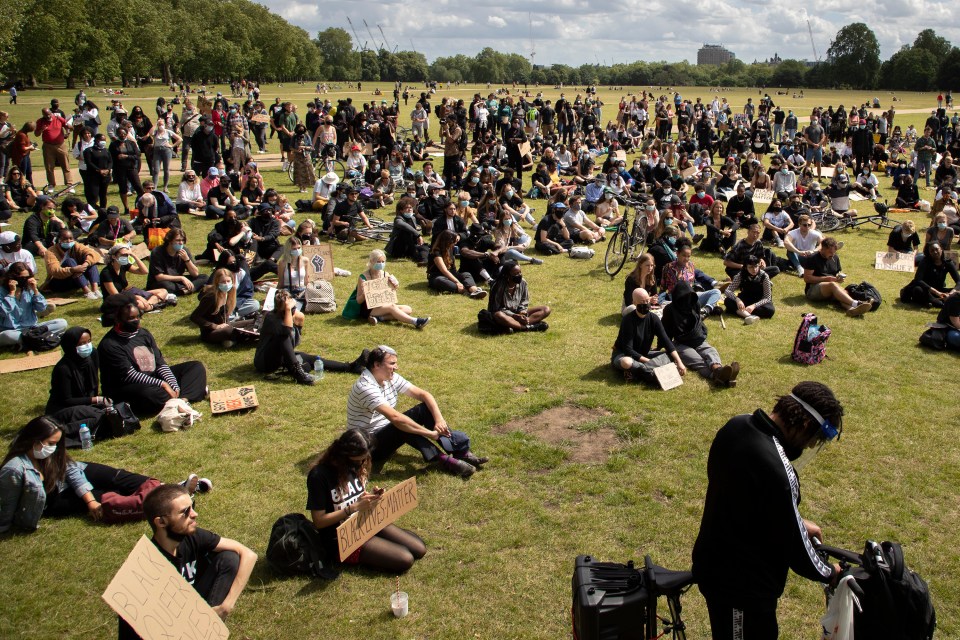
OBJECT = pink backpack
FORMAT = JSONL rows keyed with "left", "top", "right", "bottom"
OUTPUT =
{"left": 792, "top": 313, "right": 831, "bottom": 365}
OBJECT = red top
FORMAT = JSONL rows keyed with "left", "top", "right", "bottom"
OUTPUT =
{"left": 35, "top": 115, "right": 69, "bottom": 146}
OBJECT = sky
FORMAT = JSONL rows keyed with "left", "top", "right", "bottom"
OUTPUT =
{"left": 264, "top": 0, "right": 960, "bottom": 68}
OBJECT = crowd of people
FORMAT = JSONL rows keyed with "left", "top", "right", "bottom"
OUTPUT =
{"left": 0, "top": 83, "right": 958, "bottom": 639}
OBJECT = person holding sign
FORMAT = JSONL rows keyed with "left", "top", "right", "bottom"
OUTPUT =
{"left": 118, "top": 484, "right": 256, "bottom": 639}
{"left": 343, "top": 249, "right": 429, "bottom": 329}
{"left": 611, "top": 288, "right": 687, "bottom": 385}
{"left": 307, "top": 429, "right": 426, "bottom": 571}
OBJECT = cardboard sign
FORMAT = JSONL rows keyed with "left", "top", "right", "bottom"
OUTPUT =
{"left": 362, "top": 276, "right": 398, "bottom": 309}
{"left": 874, "top": 251, "right": 915, "bottom": 273}
{"left": 681, "top": 166, "right": 697, "bottom": 179}
{"left": 197, "top": 96, "right": 212, "bottom": 115}
{"left": 209, "top": 386, "right": 259, "bottom": 414}
{"left": 752, "top": 189, "right": 775, "bottom": 204}
{"left": 131, "top": 243, "right": 151, "bottom": 260}
{"left": 653, "top": 362, "right": 684, "bottom": 390}
{"left": 102, "top": 535, "right": 229, "bottom": 640}
{"left": 849, "top": 191, "right": 868, "bottom": 201}
{"left": 0, "top": 350, "right": 61, "bottom": 375}
{"left": 249, "top": 113, "right": 270, "bottom": 124}
{"left": 612, "top": 150, "right": 627, "bottom": 162}
{"left": 302, "top": 244, "right": 334, "bottom": 281}
{"left": 43, "top": 297, "right": 78, "bottom": 306}
{"left": 337, "top": 477, "right": 418, "bottom": 561}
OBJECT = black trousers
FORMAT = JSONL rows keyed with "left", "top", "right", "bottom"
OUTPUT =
{"left": 705, "top": 598, "right": 779, "bottom": 640}
{"left": 118, "top": 549, "right": 239, "bottom": 640}
{"left": 155, "top": 274, "right": 209, "bottom": 296}
{"left": 368, "top": 403, "right": 441, "bottom": 464}
{"left": 110, "top": 361, "right": 208, "bottom": 415}
{"left": 44, "top": 462, "right": 151, "bottom": 518}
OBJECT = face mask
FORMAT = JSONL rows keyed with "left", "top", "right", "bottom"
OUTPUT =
{"left": 696, "top": 191, "right": 705, "bottom": 198}
{"left": 471, "top": 177, "right": 480, "bottom": 185}
{"left": 96, "top": 140, "right": 106, "bottom": 149}
{"left": 44, "top": 209, "right": 55, "bottom": 217}
{"left": 60, "top": 241, "right": 75, "bottom": 250}
{"left": 118, "top": 256, "right": 131, "bottom": 266}
{"left": 772, "top": 207, "right": 782, "bottom": 212}
{"left": 373, "top": 262, "right": 385, "bottom": 271}
{"left": 76, "top": 343, "right": 94, "bottom": 358}
{"left": 118, "top": 318, "right": 140, "bottom": 333}
{"left": 290, "top": 248, "right": 302, "bottom": 257}
{"left": 503, "top": 217, "right": 514, "bottom": 227}
{"left": 634, "top": 163, "right": 641, "bottom": 169}
{"left": 636, "top": 303, "right": 651, "bottom": 315}
{"left": 938, "top": 222, "right": 947, "bottom": 229}
{"left": 510, "top": 273, "right": 523, "bottom": 284}
{"left": 645, "top": 205, "right": 655, "bottom": 211}
{"left": 666, "top": 236, "right": 676, "bottom": 246}
{"left": 204, "top": 126, "right": 213, "bottom": 133}
{"left": 217, "top": 281, "right": 234, "bottom": 293}
{"left": 172, "top": 243, "right": 184, "bottom": 252}
{"left": 658, "top": 162, "right": 666, "bottom": 168}
{"left": 605, "top": 192, "right": 614, "bottom": 200}
{"left": 34, "top": 443, "right": 57, "bottom": 460}
{"left": 505, "top": 190, "right": 514, "bottom": 198}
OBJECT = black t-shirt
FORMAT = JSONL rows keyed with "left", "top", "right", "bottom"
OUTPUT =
{"left": 725, "top": 195, "right": 755, "bottom": 220}
{"left": 253, "top": 312, "right": 297, "bottom": 372}
{"left": 936, "top": 293, "right": 960, "bottom": 326}
{"left": 801, "top": 251, "right": 841, "bottom": 293}
{"left": 100, "top": 263, "right": 131, "bottom": 292}
{"left": 93, "top": 218, "right": 134, "bottom": 242}
{"left": 147, "top": 245, "right": 195, "bottom": 289}
{"left": 97, "top": 328, "right": 167, "bottom": 397}
{"left": 306, "top": 464, "right": 364, "bottom": 553}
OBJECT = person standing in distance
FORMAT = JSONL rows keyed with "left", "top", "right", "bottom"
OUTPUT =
{"left": 692, "top": 381, "right": 844, "bottom": 639}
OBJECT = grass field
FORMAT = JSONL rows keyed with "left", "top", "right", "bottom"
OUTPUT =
{"left": 0, "top": 83, "right": 958, "bottom": 640}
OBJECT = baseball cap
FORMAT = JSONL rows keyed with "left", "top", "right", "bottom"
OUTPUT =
{"left": 208, "top": 167, "right": 219, "bottom": 177}
{"left": 0, "top": 231, "right": 17, "bottom": 244}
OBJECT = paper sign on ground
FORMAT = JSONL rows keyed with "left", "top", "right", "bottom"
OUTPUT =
{"left": 849, "top": 192, "right": 868, "bottom": 201}
{"left": 752, "top": 189, "right": 775, "bottom": 204}
{"left": 337, "top": 477, "right": 418, "bottom": 561}
{"left": 654, "top": 362, "right": 684, "bottom": 390}
{"left": 0, "top": 351, "right": 61, "bottom": 375}
{"left": 302, "top": 244, "right": 334, "bottom": 281}
{"left": 44, "top": 297, "right": 78, "bottom": 306}
{"left": 210, "top": 386, "right": 259, "bottom": 414}
{"left": 102, "top": 535, "right": 229, "bottom": 640}
{"left": 362, "top": 277, "right": 398, "bottom": 309}
{"left": 874, "top": 251, "right": 916, "bottom": 273}
{"left": 131, "top": 243, "right": 151, "bottom": 260}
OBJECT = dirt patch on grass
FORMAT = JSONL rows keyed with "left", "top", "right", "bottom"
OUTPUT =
{"left": 493, "top": 404, "right": 618, "bottom": 464}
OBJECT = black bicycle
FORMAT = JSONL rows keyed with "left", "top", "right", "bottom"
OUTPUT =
{"left": 604, "top": 198, "right": 651, "bottom": 277}
{"left": 818, "top": 200, "right": 903, "bottom": 233}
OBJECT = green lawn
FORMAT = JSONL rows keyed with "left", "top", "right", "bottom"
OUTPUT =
{"left": 0, "top": 83, "right": 957, "bottom": 640}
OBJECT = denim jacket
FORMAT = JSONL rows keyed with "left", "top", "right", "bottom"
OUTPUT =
{"left": 0, "top": 456, "right": 92, "bottom": 533}
{"left": 0, "top": 290, "right": 48, "bottom": 332}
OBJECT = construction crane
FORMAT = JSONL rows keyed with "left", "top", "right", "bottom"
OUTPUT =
{"left": 378, "top": 24, "right": 392, "bottom": 52}
{"left": 363, "top": 19, "right": 385, "bottom": 51}
{"left": 345, "top": 17, "right": 366, "bottom": 51}
{"left": 529, "top": 13, "right": 536, "bottom": 67}
{"left": 807, "top": 19, "right": 820, "bottom": 63}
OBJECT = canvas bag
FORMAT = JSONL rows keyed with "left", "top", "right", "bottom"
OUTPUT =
{"left": 304, "top": 279, "right": 336, "bottom": 313}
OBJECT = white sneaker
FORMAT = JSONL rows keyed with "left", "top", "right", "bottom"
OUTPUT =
{"left": 67, "top": 188, "right": 76, "bottom": 194}
{"left": 333, "top": 267, "right": 352, "bottom": 277}
{"left": 776, "top": 240, "right": 784, "bottom": 248}
{"left": 743, "top": 315, "right": 759, "bottom": 325}
{"left": 281, "top": 161, "right": 289, "bottom": 171}
{"left": 165, "top": 293, "right": 178, "bottom": 303}
{"left": 84, "top": 291, "right": 98, "bottom": 300}
{"left": 94, "top": 289, "right": 103, "bottom": 299}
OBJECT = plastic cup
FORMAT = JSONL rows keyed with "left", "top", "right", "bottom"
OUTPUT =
{"left": 391, "top": 591, "right": 409, "bottom": 618}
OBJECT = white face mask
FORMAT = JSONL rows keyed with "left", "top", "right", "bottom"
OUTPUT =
{"left": 34, "top": 443, "right": 57, "bottom": 459}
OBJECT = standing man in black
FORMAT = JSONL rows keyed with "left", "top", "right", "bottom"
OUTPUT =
{"left": 693, "top": 381, "right": 843, "bottom": 640}
{"left": 190, "top": 116, "right": 219, "bottom": 179}
{"left": 848, "top": 120, "right": 874, "bottom": 176}
{"left": 440, "top": 115, "right": 462, "bottom": 190}
{"left": 505, "top": 118, "right": 527, "bottom": 183}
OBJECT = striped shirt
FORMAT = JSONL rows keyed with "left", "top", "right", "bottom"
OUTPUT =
{"left": 346, "top": 369, "right": 411, "bottom": 433}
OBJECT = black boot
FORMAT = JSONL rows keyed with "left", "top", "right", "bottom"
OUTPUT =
{"left": 291, "top": 362, "right": 316, "bottom": 385}
{"left": 350, "top": 349, "right": 370, "bottom": 374}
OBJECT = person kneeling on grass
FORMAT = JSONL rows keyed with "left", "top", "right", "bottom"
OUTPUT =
{"left": 343, "top": 249, "right": 430, "bottom": 328}
{"left": 307, "top": 429, "right": 426, "bottom": 572}
{"left": 724, "top": 255, "right": 775, "bottom": 324}
{"left": 254, "top": 289, "right": 366, "bottom": 386}
{"left": 487, "top": 260, "right": 551, "bottom": 333}
{"left": 662, "top": 282, "right": 740, "bottom": 387}
{"left": 118, "top": 483, "right": 255, "bottom": 639}
{"left": 611, "top": 288, "right": 687, "bottom": 384}
{"left": 346, "top": 345, "right": 488, "bottom": 477}
{"left": 802, "top": 237, "right": 872, "bottom": 317}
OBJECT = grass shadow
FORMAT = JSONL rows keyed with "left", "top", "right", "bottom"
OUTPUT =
{"left": 219, "top": 362, "right": 265, "bottom": 384}
{"left": 780, "top": 294, "right": 810, "bottom": 306}
{"left": 404, "top": 281, "right": 432, "bottom": 292}
{"left": 580, "top": 362, "right": 620, "bottom": 384}
{"left": 597, "top": 311, "right": 623, "bottom": 327}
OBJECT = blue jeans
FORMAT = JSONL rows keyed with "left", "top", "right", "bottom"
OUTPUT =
{"left": 948, "top": 329, "right": 960, "bottom": 349}
{"left": 50, "top": 256, "right": 100, "bottom": 291}
{"left": 502, "top": 248, "right": 534, "bottom": 262}
{"left": 914, "top": 159, "right": 932, "bottom": 186}
{"left": 787, "top": 251, "right": 802, "bottom": 271}
{"left": 698, "top": 289, "right": 721, "bottom": 310}
{"left": 0, "top": 318, "right": 69, "bottom": 348}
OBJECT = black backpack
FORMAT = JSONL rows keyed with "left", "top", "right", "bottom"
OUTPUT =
{"left": 851, "top": 540, "right": 936, "bottom": 640}
{"left": 845, "top": 281, "right": 882, "bottom": 311}
{"left": 20, "top": 324, "right": 66, "bottom": 352}
{"left": 266, "top": 513, "right": 340, "bottom": 580}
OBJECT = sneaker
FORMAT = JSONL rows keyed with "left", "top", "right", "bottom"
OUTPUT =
{"left": 796, "top": 267, "right": 805, "bottom": 278}
{"left": 711, "top": 305, "right": 724, "bottom": 316}
{"left": 95, "top": 289, "right": 103, "bottom": 299}
{"left": 281, "top": 161, "right": 289, "bottom": 171}
{"left": 692, "top": 233, "right": 705, "bottom": 244}
{"left": 846, "top": 301, "right": 872, "bottom": 317}
{"left": 415, "top": 316, "right": 430, "bottom": 329}
{"left": 530, "top": 258, "right": 544, "bottom": 265}
{"left": 368, "top": 316, "right": 379, "bottom": 326}
{"left": 434, "top": 455, "right": 475, "bottom": 478}
{"left": 727, "top": 361, "right": 740, "bottom": 387}
{"left": 468, "top": 289, "right": 487, "bottom": 300}
{"left": 527, "top": 321, "right": 549, "bottom": 331}
{"left": 197, "top": 478, "right": 213, "bottom": 493}
{"left": 713, "top": 364, "right": 733, "bottom": 384}
{"left": 333, "top": 267, "right": 352, "bottom": 277}
{"left": 165, "top": 293, "right": 178, "bottom": 303}
{"left": 776, "top": 240, "right": 785, "bottom": 248}
{"left": 743, "top": 314, "right": 759, "bottom": 325}
{"left": 222, "top": 340, "right": 235, "bottom": 348}
{"left": 84, "top": 291, "right": 98, "bottom": 300}
{"left": 180, "top": 474, "right": 199, "bottom": 495}
{"left": 623, "top": 369, "right": 635, "bottom": 383}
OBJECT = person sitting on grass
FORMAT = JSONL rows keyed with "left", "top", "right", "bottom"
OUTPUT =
{"left": 662, "top": 281, "right": 740, "bottom": 387}
{"left": 723, "top": 221, "right": 781, "bottom": 280}
{"left": 98, "top": 303, "right": 208, "bottom": 414}
{"left": 44, "top": 326, "right": 117, "bottom": 433}
{"left": 802, "top": 237, "right": 873, "bottom": 317}
{"left": 563, "top": 194, "right": 606, "bottom": 244}
{"left": 190, "top": 268, "right": 259, "bottom": 348}
{"left": 384, "top": 197, "right": 429, "bottom": 265}
{"left": 0, "top": 416, "right": 209, "bottom": 535}
{"left": 725, "top": 255, "right": 775, "bottom": 324}
{"left": 900, "top": 242, "right": 959, "bottom": 308}
{"left": 886, "top": 220, "right": 920, "bottom": 255}
{"left": 534, "top": 203, "right": 573, "bottom": 255}
{"left": 783, "top": 214, "right": 822, "bottom": 277}
{"left": 91, "top": 206, "right": 136, "bottom": 249}
{"left": 307, "top": 429, "right": 426, "bottom": 572}
{"left": 118, "top": 483, "right": 254, "bottom": 640}
{"left": 660, "top": 237, "right": 724, "bottom": 314}
{"left": 100, "top": 244, "right": 171, "bottom": 312}
{"left": 0, "top": 262, "right": 67, "bottom": 349}
{"left": 611, "top": 287, "right": 687, "bottom": 384}
{"left": 935, "top": 290, "right": 960, "bottom": 351}
{"left": 486, "top": 260, "right": 551, "bottom": 333}
{"left": 343, "top": 249, "right": 430, "bottom": 329}
{"left": 146, "top": 228, "right": 208, "bottom": 297}
{"left": 346, "top": 345, "right": 488, "bottom": 477}
{"left": 700, "top": 200, "right": 737, "bottom": 255}
{"left": 622, "top": 253, "right": 660, "bottom": 314}
{"left": 427, "top": 230, "right": 487, "bottom": 299}
{"left": 41, "top": 228, "right": 102, "bottom": 300}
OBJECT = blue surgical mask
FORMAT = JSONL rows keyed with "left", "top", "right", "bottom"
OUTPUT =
{"left": 666, "top": 236, "right": 676, "bottom": 246}
{"left": 76, "top": 343, "right": 94, "bottom": 358}
{"left": 938, "top": 222, "right": 947, "bottom": 229}
{"left": 217, "top": 281, "right": 233, "bottom": 293}
{"left": 172, "top": 243, "right": 184, "bottom": 252}
{"left": 504, "top": 218, "right": 513, "bottom": 226}
{"left": 664, "top": 218, "right": 673, "bottom": 226}
{"left": 373, "top": 262, "right": 385, "bottom": 271}
{"left": 459, "top": 200, "right": 469, "bottom": 207}
{"left": 118, "top": 256, "right": 131, "bottom": 266}
{"left": 697, "top": 191, "right": 705, "bottom": 198}
{"left": 60, "top": 241, "right": 75, "bottom": 250}
{"left": 290, "top": 248, "right": 302, "bottom": 257}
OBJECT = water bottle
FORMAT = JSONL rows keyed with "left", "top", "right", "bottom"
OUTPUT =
{"left": 313, "top": 357, "right": 324, "bottom": 380}
{"left": 79, "top": 423, "right": 93, "bottom": 450}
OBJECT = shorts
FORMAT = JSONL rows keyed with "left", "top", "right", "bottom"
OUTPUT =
{"left": 805, "top": 147, "right": 823, "bottom": 163}
{"left": 805, "top": 283, "right": 831, "bottom": 301}
{"left": 278, "top": 133, "right": 293, "bottom": 152}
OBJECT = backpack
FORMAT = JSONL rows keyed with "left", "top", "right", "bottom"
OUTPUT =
{"left": 304, "top": 280, "right": 336, "bottom": 314}
{"left": 792, "top": 312, "right": 831, "bottom": 364}
{"left": 845, "top": 281, "right": 882, "bottom": 311}
{"left": 20, "top": 324, "right": 66, "bottom": 352}
{"left": 266, "top": 513, "right": 340, "bottom": 579}
{"left": 569, "top": 246, "right": 595, "bottom": 259}
{"left": 850, "top": 540, "right": 936, "bottom": 640}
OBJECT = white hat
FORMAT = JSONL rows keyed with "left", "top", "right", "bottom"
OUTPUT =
{"left": 0, "top": 231, "right": 17, "bottom": 244}
{"left": 321, "top": 172, "right": 340, "bottom": 185}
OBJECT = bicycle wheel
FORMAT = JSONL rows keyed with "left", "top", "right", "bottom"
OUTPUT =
{"left": 396, "top": 126, "right": 411, "bottom": 142}
{"left": 875, "top": 215, "right": 901, "bottom": 230}
{"left": 629, "top": 217, "right": 649, "bottom": 261}
{"left": 819, "top": 213, "right": 842, "bottom": 232}
{"left": 604, "top": 226, "right": 630, "bottom": 277}
{"left": 287, "top": 162, "right": 295, "bottom": 183}
{"left": 355, "top": 228, "right": 391, "bottom": 242}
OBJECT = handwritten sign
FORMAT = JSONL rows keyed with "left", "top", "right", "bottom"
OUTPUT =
{"left": 653, "top": 362, "right": 684, "bottom": 391}
{"left": 249, "top": 113, "right": 270, "bottom": 124}
{"left": 874, "top": 251, "right": 915, "bottom": 272}
{"left": 681, "top": 166, "right": 697, "bottom": 179}
{"left": 362, "top": 277, "right": 398, "bottom": 309}
{"left": 210, "top": 386, "right": 259, "bottom": 414}
{"left": 302, "top": 244, "right": 334, "bottom": 281}
{"left": 337, "top": 477, "right": 418, "bottom": 561}
{"left": 131, "top": 243, "right": 151, "bottom": 260}
{"left": 752, "top": 189, "right": 775, "bottom": 204}
{"left": 102, "top": 535, "right": 229, "bottom": 640}
{"left": 613, "top": 150, "right": 627, "bottom": 163}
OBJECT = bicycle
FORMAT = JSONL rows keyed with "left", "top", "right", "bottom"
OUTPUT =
{"left": 818, "top": 200, "right": 903, "bottom": 233}
{"left": 288, "top": 153, "right": 347, "bottom": 184}
{"left": 333, "top": 212, "right": 393, "bottom": 243}
{"left": 604, "top": 198, "right": 650, "bottom": 277}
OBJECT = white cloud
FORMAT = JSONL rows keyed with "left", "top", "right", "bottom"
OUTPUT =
{"left": 488, "top": 16, "right": 507, "bottom": 28}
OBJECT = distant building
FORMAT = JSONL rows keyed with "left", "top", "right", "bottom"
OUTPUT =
{"left": 697, "top": 44, "right": 735, "bottom": 66}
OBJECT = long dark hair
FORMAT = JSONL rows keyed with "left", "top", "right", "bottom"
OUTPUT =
{"left": 430, "top": 230, "right": 458, "bottom": 267}
{"left": 314, "top": 430, "right": 372, "bottom": 490}
{"left": 3, "top": 416, "right": 69, "bottom": 492}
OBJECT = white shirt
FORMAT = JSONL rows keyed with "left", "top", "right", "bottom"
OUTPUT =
{"left": 786, "top": 228, "right": 822, "bottom": 252}
{"left": 346, "top": 369, "right": 412, "bottom": 433}
{"left": 177, "top": 181, "right": 203, "bottom": 205}
{"left": 0, "top": 249, "right": 37, "bottom": 275}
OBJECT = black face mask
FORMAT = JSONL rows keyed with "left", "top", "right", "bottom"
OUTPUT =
{"left": 509, "top": 273, "right": 523, "bottom": 284}
{"left": 117, "top": 318, "right": 140, "bottom": 333}
{"left": 226, "top": 261, "right": 241, "bottom": 273}
{"left": 15, "top": 276, "right": 29, "bottom": 287}
{"left": 636, "top": 303, "right": 651, "bottom": 315}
